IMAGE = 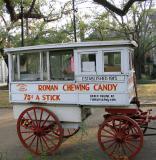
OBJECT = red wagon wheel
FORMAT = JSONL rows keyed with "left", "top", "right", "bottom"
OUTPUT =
{"left": 17, "top": 107, "right": 63, "bottom": 155}
{"left": 98, "top": 115, "right": 143, "bottom": 160}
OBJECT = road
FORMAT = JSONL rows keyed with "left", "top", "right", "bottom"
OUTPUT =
{"left": 0, "top": 108, "right": 156, "bottom": 160}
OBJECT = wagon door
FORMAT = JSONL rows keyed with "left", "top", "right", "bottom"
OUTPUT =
{"left": 75, "top": 48, "right": 131, "bottom": 106}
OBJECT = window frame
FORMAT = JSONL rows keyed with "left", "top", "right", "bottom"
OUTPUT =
{"left": 129, "top": 49, "right": 135, "bottom": 71}
{"left": 78, "top": 50, "right": 99, "bottom": 75}
{"left": 11, "top": 50, "right": 75, "bottom": 82}
{"left": 49, "top": 49, "right": 75, "bottom": 81}
{"left": 11, "top": 51, "right": 44, "bottom": 82}
{"left": 103, "top": 51, "right": 122, "bottom": 74}
{"left": 76, "top": 48, "right": 127, "bottom": 76}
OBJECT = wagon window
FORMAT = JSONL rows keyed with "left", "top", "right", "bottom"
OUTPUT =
{"left": 49, "top": 50, "right": 74, "bottom": 81}
{"left": 104, "top": 52, "right": 121, "bottom": 72}
{"left": 81, "top": 54, "right": 96, "bottom": 72}
{"left": 19, "top": 53, "right": 40, "bottom": 80}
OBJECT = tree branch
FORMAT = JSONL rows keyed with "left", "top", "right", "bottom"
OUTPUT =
{"left": 3, "top": 0, "right": 71, "bottom": 22}
{"left": 93, "top": 0, "right": 146, "bottom": 16}
{"left": 27, "top": 0, "right": 36, "bottom": 15}
{"left": 3, "top": 0, "right": 17, "bottom": 21}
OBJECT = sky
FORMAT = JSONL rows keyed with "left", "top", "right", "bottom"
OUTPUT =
{"left": 51, "top": 0, "right": 105, "bottom": 28}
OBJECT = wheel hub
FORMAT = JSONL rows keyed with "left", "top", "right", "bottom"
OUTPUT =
{"left": 34, "top": 128, "right": 45, "bottom": 137}
{"left": 116, "top": 133, "right": 125, "bottom": 143}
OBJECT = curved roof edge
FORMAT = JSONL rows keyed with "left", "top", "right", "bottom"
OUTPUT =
{"left": 4, "top": 40, "right": 138, "bottom": 53}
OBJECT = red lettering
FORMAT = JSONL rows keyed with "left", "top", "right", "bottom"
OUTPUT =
{"left": 36, "top": 95, "right": 40, "bottom": 100}
{"left": 38, "top": 85, "right": 42, "bottom": 91}
{"left": 38, "top": 85, "right": 58, "bottom": 91}
{"left": 94, "top": 84, "right": 98, "bottom": 91}
{"left": 93, "top": 84, "right": 118, "bottom": 91}
{"left": 63, "top": 84, "right": 90, "bottom": 91}
{"left": 42, "top": 95, "right": 60, "bottom": 101}
{"left": 24, "top": 94, "right": 33, "bottom": 101}
{"left": 42, "top": 95, "right": 46, "bottom": 101}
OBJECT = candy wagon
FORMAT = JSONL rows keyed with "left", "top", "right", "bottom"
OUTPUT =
{"left": 5, "top": 40, "right": 155, "bottom": 159}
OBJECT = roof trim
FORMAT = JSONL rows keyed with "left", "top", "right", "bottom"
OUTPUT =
{"left": 4, "top": 40, "right": 137, "bottom": 53}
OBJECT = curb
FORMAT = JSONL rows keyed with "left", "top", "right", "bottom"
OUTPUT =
{"left": 140, "top": 103, "right": 156, "bottom": 107}
{"left": 0, "top": 107, "right": 12, "bottom": 109}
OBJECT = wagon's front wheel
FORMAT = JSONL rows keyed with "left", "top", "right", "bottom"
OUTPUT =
{"left": 17, "top": 107, "right": 63, "bottom": 155}
{"left": 98, "top": 115, "right": 143, "bottom": 160}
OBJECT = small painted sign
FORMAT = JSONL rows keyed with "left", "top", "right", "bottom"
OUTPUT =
{"left": 76, "top": 75, "right": 125, "bottom": 82}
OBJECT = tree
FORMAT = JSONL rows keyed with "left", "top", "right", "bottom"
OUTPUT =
{"left": 86, "top": 12, "right": 123, "bottom": 41}
{"left": 96, "top": 0, "right": 156, "bottom": 79}
{"left": 0, "top": 0, "right": 71, "bottom": 65}
{"left": 3, "top": 0, "right": 71, "bottom": 22}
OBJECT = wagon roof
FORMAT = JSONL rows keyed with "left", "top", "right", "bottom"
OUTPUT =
{"left": 4, "top": 40, "right": 137, "bottom": 53}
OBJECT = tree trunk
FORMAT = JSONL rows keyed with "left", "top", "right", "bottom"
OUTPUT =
{"left": 135, "top": 62, "right": 142, "bottom": 79}
{"left": 134, "top": 50, "right": 142, "bottom": 79}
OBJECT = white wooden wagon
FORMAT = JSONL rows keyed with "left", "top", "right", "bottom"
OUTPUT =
{"left": 5, "top": 40, "right": 149, "bottom": 159}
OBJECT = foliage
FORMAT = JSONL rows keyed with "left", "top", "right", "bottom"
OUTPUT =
{"left": 0, "top": 0, "right": 72, "bottom": 64}
{"left": 110, "top": 0, "right": 156, "bottom": 79}
{"left": 86, "top": 0, "right": 156, "bottom": 79}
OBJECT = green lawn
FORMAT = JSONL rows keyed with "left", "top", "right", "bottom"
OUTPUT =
{"left": 0, "top": 90, "right": 11, "bottom": 107}
{"left": 137, "top": 84, "right": 156, "bottom": 101}
{"left": 0, "top": 84, "right": 156, "bottom": 108}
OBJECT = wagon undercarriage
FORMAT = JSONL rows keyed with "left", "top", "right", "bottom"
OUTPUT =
{"left": 98, "top": 106, "right": 156, "bottom": 160}
{"left": 15, "top": 104, "right": 156, "bottom": 159}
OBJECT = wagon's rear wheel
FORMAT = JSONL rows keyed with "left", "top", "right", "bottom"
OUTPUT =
{"left": 17, "top": 107, "right": 63, "bottom": 155}
{"left": 98, "top": 115, "right": 143, "bottom": 160}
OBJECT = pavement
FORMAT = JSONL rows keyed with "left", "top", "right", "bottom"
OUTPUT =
{"left": 0, "top": 108, "right": 156, "bottom": 160}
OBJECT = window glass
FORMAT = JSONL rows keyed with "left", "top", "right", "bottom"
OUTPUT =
{"left": 104, "top": 52, "right": 121, "bottom": 72}
{"left": 49, "top": 50, "right": 74, "bottom": 81}
{"left": 20, "top": 53, "right": 40, "bottom": 80}
{"left": 81, "top": 54, "right": 96, "bottom": 72}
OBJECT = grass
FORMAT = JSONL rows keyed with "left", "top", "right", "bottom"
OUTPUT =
{"left": 0, "top": 90, "right": 10, "bottom": 107}
{"left": 0, "top": 84, "right": 156, "bottom": 108}
{"left": 137, "top": 84, "right": 156, "bottom": 101}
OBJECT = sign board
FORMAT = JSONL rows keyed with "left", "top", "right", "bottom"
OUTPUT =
{"left": 76, "top": 75, "right": 125, "bottom": 82}
{"left": 10, "top": 82, "right": 130, "bottom": 106}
